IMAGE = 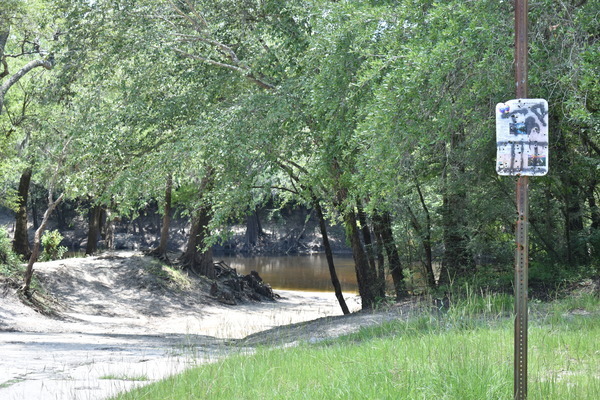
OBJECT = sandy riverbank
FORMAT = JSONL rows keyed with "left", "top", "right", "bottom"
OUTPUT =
{"left": 0, "top": 252, "right": 365, "bottom": 399}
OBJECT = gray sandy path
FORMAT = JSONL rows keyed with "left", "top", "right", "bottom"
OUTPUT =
{"left": 0, "top": 253, "right": 362, "bottom": 399}
{"left": 0, "top": 331, "right": 221, "bottom": 400}
{"left": 0, "top": 290, "right": 361, "bottom": 400}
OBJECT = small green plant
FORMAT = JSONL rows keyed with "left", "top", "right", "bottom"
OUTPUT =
{"left": 40, "top": 230, "right": 67, "bottom": 261}
{"left": 0, "top": 378, "right": 24, "bottom": 389}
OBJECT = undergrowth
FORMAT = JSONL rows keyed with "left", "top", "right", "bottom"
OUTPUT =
{"left": 0, "top": 227, "right": 23, "bottom": 282}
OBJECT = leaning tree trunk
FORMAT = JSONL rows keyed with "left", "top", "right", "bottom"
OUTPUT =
{"left": 345, "top": 210, "right": 377, "bottom": 310}
{"left": 85, "top": 204, "right": 102, "bottom": 255}
{"left": 22, "top": 191, "right": 64, "bottom": 297}
{"left": 314, "top": 198, "right": 350, "bottom": 314}
{"left": 12, "top": 167, "right": 32, "bottom": 259}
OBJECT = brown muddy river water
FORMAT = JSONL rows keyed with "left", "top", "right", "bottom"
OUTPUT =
{"left": 218, "top": 254, "right": 359, "bottom": 293}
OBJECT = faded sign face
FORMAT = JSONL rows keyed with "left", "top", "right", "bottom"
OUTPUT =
{"left": 496, "top": 99, "right": 549, "bottom": 176}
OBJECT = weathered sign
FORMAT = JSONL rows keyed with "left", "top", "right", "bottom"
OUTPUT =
{"left": 496, "top": 98, "right": 549, "bottom": 176}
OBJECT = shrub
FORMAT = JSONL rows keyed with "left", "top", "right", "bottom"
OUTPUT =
{"left": 0, "top": 227, "right": 22, "bottom": 278}
{"left": 40, "top": 230, "right": 67, "bottom": 261}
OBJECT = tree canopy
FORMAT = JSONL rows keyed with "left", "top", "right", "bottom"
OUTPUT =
{"left": 1, "top": 0, "right": 598, "bottom": 306}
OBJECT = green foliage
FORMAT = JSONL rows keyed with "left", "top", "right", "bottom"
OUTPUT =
{"left": 1, "top": 0, "right": 598, "bottom": 303}
{"left": 40, "top": 229, "right": 67, "bottom": 261}
{"left": 528, "top": 262, "right": 599, "bottom": 298}
{"left": 0, "top": 227, "right": 23, "bottom": 278}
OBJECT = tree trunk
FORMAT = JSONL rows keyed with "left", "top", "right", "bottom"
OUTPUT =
{"left": 373, "top": 226, "right": 386, "bottom": 297}
{"left": 148, "top": 174, "right": 173, "bottom": 263}
{"left": 439, "top": 191, "right": 472, "bottom": 285}
{"left": 314, "top": 197, "right": 350, "bottom": 314}
{"left": 180, "top": 169, "right": 215, "bottom": 277}
{"left": 587, "top": 180, "right": 600, "bottom": 258}
{"left": 0, "top": 30, "right": 9, "bottom": 65}
{"left": 136, "top": 218, "right": 146, "bottom": 246}
{"left": 357, "top": 202, "right": 385, "bottom": 298}
{"left": 329, "top": 157, "right": 376, "bottom": 309}
{"left": 414, "top": 179, "right": 436, "bottom": 287}
{"left": 55, "top": 201, "right": 66, "bottom": 230}
{"left": 149, "top": 175, "right": 172, "bottom": 260}
{"left": 555, "top": 124, "right": 588, "bottom": 265}
{"left": 180, "top": 205, "right": 215, "bottom": 279}
{"left": 12, "top": 167, "right": 32, "bottom": 259}
{"left": 356, "top": 202, "right": 376, "bottom": 270}
{"left": 22, "top": 191, "right": 64, "bottom": 297}
{"left": 588, "top": 181, "right": 600, "bottom": 230}
{"left": 85, "top": 204, "right": 102, "bottom": 255}
{"left": 245, "top": 210, "right": 264, "bottom": 249}
{"left": 373, "top": 211, "right": 407, "bottom": 300}
{"left": 438, "top": 130, "right": 473, "bottom": 286}
{"left": 103, "top": 209, "right": 115, "bottom": 250}
{"left": 406, "top": 204, "right": 436, "bottom": 288}
{"left": 345, "top": 210, "right": 377, "bottom": 310}
{"left": 31, "top": 193, "right": 39, "bottom": 230}
{"left": 563, "top": 193, "right": 586, "bottom": 265}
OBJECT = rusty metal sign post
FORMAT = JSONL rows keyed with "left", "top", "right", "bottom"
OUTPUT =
{"left": 514, "top": 2, "right": 529, "bottom": 399}
{"left": 494, "top": 1, "right": 550, "bottom": 399}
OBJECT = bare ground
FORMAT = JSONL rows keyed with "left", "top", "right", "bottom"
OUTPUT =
{"left": 0, "top": 251, "right": 420, "bottom": 400}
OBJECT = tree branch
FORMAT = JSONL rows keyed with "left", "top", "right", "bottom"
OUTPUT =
{"left": 184, "top": 0, "right": 209, "bottom": 29}
{"left": 0, "top": 59, "right": 7, "bottom": 78}
{"left": 167, "top": 0, "right": 206, "bottom": 32}
{"left": 0, "top": 57, "right": 54, "bottom": 114}
{"left": 172, "top": 47, "right": 247, "bottom": 73}
{"left": 251, "top": 185, "right": 299, "bottom": 195}
{"left": 172, "top": 47, "right": 275, "bottom": 90}
{"left": 285, "top": 160, "right": 310, "bottom": 175}
{"left": 165, "top": 1, "right": 275, "bottom": 91}
{"left": 174, "top": 34, "right": 242, "bottom": 65}
{"left": 0, "top": 29, "right": 9, "bottom": 61}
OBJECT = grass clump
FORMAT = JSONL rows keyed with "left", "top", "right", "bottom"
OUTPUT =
{"left": 113, "top": 293, "right": 600, "bottom": 400}
{"left": 146, "top": 260, "right": 192, "bottom": 291}
{"left": 100, "top": 374, "right": 149, "bottom": 382}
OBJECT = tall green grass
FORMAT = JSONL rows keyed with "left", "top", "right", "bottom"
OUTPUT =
{"left": 114, "top": 293, "right": 600, "bottom": 400}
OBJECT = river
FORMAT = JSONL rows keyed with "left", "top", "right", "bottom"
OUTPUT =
{"left": 217, "top": 254, "right": 359, "bottom": 293}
